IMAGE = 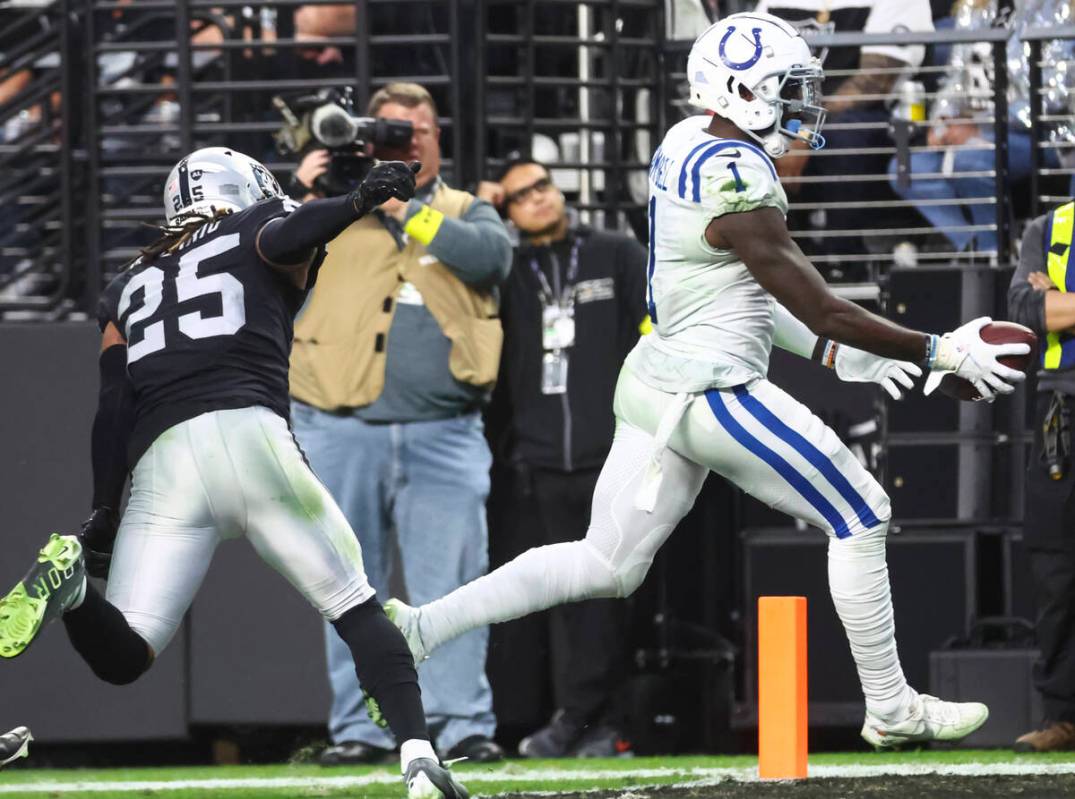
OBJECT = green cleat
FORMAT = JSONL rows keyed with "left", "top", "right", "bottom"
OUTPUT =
{"left": 0, "top": 534, "right": 85, "bottom": 659}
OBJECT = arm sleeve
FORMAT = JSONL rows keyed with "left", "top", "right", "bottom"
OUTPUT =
{"left": 1008, "top": 215, "right": 1048, "bottom": 334}
{"left": 772, "top": 300, "right": 820, "bottom": 358}
{"left": 402, "top": 199, "right": 513, "bottom": 287}
{"left": 256, "top": 194, "right": 361, "bottom": 267}
{"left": 862, "top": 0, "right": 932, "bottom": 66}
{"left": 91, "top": 344, "right": 134, "bottom": 512}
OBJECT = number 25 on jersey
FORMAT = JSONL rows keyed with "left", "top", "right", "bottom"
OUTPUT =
{"left": 118, "top": 234, "right": 246, "bottom": 363}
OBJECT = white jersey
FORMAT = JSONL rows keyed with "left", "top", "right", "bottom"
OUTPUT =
{"left": 625, "top": 116, "right": 788, "bottom": 393}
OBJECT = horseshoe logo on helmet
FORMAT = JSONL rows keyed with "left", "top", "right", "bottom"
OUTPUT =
{"left": 718, "top": 26, "right": 764, "bottom": 71}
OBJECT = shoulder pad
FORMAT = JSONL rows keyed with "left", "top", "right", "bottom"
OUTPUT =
{"left": 97, "top": 269, "right": 135, "bottom": 333}
{"left": 230, "top": 197, "right": 300, "bottom": 233}
{"left": 693, "top": 142, "right": 785, "bottom": 218}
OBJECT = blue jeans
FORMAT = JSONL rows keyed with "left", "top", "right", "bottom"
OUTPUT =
{"left": 888, "top": 127, "right": 1057, "bottom": 252}
{"left": 290, "top": 403, "right": 496, "bottom": 751}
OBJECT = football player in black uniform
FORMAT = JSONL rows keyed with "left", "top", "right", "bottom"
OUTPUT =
{"left": 0, "top": 148, "right": 467, "bottom": 799}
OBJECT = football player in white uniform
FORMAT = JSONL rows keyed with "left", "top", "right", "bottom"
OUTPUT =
{"left": 387, "top": 13, "right": 1027, "bottom": 748}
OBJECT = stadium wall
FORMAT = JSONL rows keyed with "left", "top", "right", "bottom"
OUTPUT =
{"left": 0, "top": 321, "right": 331, "bottom": 741}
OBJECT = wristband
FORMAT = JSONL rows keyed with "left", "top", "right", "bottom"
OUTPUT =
{"left": 821, "top": 340, "right": 839, "bottom": 369}
{"left": 929, "top": 333, "right": 967, "bottom": 372}
{"left": 812, "top": 338, "right": 839, "bottom": 369}
{"left": 403, "top": 204, "right": 445, "bottom": 245}
{"left": 925, "top": 334, "right": 938, "bottom": 368}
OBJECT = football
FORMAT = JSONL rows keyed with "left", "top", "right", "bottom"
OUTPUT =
{"left": 937, "top": 321, "right": 1039, "bottom": 401}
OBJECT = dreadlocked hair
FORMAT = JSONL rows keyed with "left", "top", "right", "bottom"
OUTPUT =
{"left": 121, "top": 207, "right": 233, "bottom": 271}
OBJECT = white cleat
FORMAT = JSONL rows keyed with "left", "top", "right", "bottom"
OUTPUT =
{"left": 385, "top": 598, "right": 430, "bottom": 664}
{"left": 861, "top": 694, "right": 989, "bottom": 749}
{"left": 0, "top": 726, "right": 32, "bottom": 768}
{"left": 403, "top": 757, "right": 469, "bottom": 799}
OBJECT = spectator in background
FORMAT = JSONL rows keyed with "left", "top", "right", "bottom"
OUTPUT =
{"left": 756, "top": 0, "right": 933, "bottom": 263}
{"left": 0, "top": 5, "right": 61, "bottom": 302}
{"left": 890, "top": 0, "right": 1075, "bottom": 255}
{"left": 477, "top": 160, "right": 648, "bottom": 758}
{"left": 1007, "top": 199, "right": 1075, "bottom": 752}
{"left": 289, "top": 82, "right": 512, "bottom": 766}
{"left": 293, "top": 4, "right": 353, "bottom": 69}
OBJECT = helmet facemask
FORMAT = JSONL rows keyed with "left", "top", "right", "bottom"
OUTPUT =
{"left": 753, "top": 60, "right": 827, "bottom": 157}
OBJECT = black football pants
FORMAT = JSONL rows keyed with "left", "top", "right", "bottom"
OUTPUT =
{"left": 1025, "top": 392, "right": 1075, "bottom": 723}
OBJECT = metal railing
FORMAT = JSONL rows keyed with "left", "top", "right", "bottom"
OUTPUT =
{"left": 476, "top": 0, "right": 663, "bottom": 235}
{"left": 81, "top": 0, "right": 469, "bottom": 310}
{"left": 0, "top": 0, "right": 79, "bottom": 316}
{"left": 666, "top": 27, "right": 1023, "bottom": 277}
{"left": 3, "top": 10, "right": 1074, "bottom": 314}
{"left": 1023, "top": 25, "right": 1075, "bottom": 218}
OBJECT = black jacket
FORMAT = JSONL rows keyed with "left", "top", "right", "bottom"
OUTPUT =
{"left": 490, "top": 226, "right": 648, "bottom": 472}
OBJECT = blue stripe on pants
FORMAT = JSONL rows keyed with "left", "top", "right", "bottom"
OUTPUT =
{"left": 732, "top": 385, "right": 881, "bottom": 531}
{"left": 705, "top": 389, "right": 852, "bottom": 539}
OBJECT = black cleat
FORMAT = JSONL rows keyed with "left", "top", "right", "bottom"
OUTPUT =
{"left": 403, "top": 757, "right": 469, "bottom": 799}
{"left": 0, "top": 727, "right": 32, "bottom": 768}
{"left": 318, "top": 740, "right": 395, "bottom": 766}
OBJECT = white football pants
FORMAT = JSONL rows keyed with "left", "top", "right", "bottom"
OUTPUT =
{"left": 106, "top": 407, "right": 374, "bottom": 655}
{"left": 418, "top": 366, "right": 913, "bottom": 720}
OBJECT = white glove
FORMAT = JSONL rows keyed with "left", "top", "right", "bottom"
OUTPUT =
{"left": 923, "top": 316, "right": 1030, "bottom": 401}
{"left": 833, "top": 344, "right": 923, "bottom": 400}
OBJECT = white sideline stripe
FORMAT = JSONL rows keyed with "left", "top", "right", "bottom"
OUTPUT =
{"left": 3, "top": 763, "right": 1075, "bottom": 794}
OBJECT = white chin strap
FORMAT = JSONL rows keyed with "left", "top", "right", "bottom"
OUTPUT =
{"left": 761, "top": 130, "right": 789, "bottom": 158}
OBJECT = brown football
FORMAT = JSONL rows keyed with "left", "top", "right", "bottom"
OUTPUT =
{"left": 937, "top": 321, "right": 1038, "bottom": 401}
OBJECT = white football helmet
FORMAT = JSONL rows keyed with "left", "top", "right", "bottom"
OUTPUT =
{"left": 164, "top": 147, "right": 284, "bottom": 225}
{"left": 688, "top": 12, "right": 826, "bottom": 158}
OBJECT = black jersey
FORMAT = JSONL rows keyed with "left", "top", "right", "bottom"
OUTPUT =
{"left": 99, "top": 197, "right": 324, "bottom": 463}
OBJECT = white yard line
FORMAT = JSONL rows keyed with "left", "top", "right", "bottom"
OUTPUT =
{"left": 2, "top": 762, "right": 1075, "bottom": 794}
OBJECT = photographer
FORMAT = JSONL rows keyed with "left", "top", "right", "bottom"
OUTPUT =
{"left": 288, "top": 82, "right": 512, "bottom": 766}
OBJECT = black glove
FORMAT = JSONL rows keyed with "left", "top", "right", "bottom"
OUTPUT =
{"left": 350, "top": 160, "right": 421, "bottom": 217}
{"left": 79, "top": 506, "right": 118, "bottom": 579}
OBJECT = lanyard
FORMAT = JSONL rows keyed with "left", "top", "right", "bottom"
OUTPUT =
{"left": 528, "top": 237, "right": 581, "bottom": 308}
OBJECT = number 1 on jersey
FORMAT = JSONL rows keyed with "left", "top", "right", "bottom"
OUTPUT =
{"left": 728, "top": 162, "right": 745, "bottom": 193}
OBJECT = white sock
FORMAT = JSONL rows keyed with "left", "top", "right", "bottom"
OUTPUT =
{"left": 827, "top": 526, "right": 915, "bottom": 722}
{"left": 400, "top": 738, "right": 437, "bottom": 773}
{"left": 418, "top": 540, "right": 617, "bottom": 653}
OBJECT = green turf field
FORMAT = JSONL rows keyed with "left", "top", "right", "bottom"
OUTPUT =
{"left": 3, "top": 751, "right": 1075, "bottom": 798}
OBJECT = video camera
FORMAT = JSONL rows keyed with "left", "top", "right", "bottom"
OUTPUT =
{"left": 273, "top": 87, "right": 413, "bottom": 197}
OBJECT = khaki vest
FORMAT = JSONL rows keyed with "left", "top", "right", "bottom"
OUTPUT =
{"left": 289, "top": 184, "right": 503, "bottom": 410}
